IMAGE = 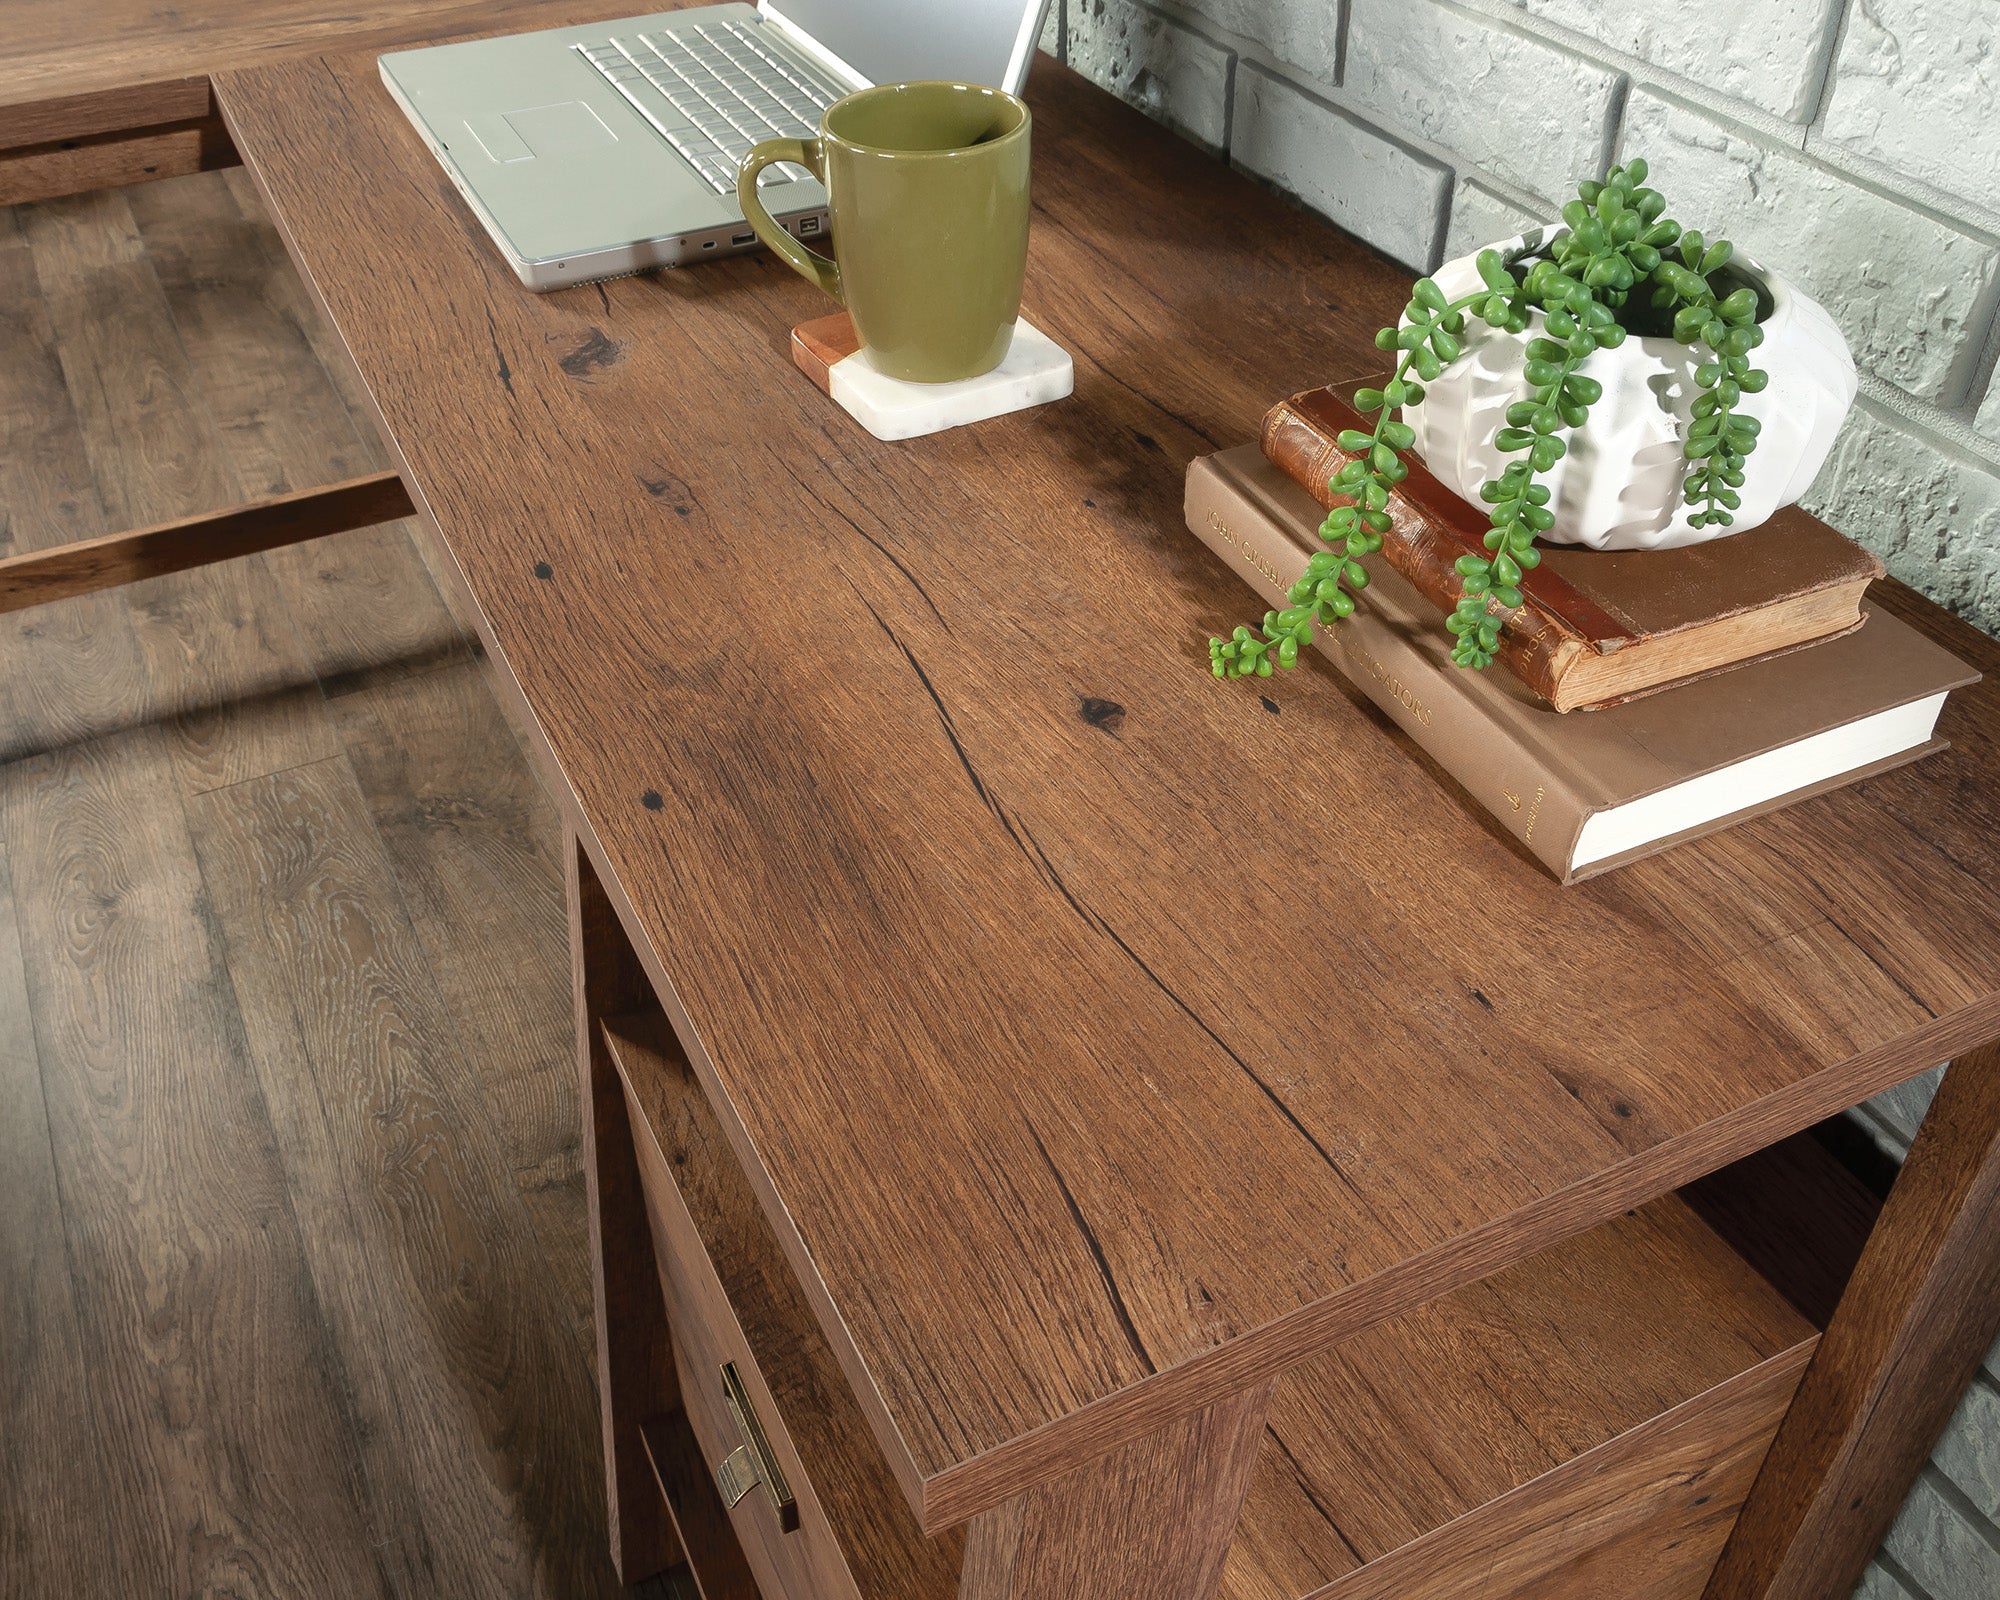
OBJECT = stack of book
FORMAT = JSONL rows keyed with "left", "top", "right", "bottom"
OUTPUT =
{"left": 1188, "top": 386, "right": 1979, "bottom": 881}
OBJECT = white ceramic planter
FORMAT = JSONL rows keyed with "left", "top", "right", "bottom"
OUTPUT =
{"left": 1402, "top": 228, "right": 1858, "bottom": 551}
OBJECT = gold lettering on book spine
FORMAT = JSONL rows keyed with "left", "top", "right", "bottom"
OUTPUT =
{"left": 1521, "top": 785, "right": 1547, "bottom": 842}
{"left": 1335, "top": 638, "right": 1434, "bottom": 727}
{"left": 1206, "top": 510, "right": 1287, "bottom": 591}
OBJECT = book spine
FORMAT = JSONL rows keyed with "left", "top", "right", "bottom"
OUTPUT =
{"left": 1186, "top": 456, "right": 1593, "bottom": 878}
{"left": 1260, "top": 399, "right": 1581, "bottom": 708}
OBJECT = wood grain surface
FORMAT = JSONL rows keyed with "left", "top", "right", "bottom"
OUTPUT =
{"left": 2, "top": 167, "right": 653, "bottom": 1598}
{"left": 217, "top": 29, "right": 2000, "bottom": 1531}
{"left": 965, "top": 1382, "right": 1276, "bottom": 1600}
{"left": 572, "top": 837, "right": 687, "bottom": 1584}
{"left": 1228, "top": 1202, "right": 1816, "bottom": 1599}
{"left": 608, "top": 1009, "right": 967, "bottom": 1600}
{"left": 2, "top": 727, "right": 399, "bottom": 1597}
{"left": 1298, "top": 1355, "right": 1809, "bottom": 1600}
{"left": 0, "top": 113, "right": 238, "bottom": 207}
{"left": 1705, "top": 1042, "right": 2000, "bottom": 1600}
{"left": 642, "top": 1411, "right": 763, "bottom": 1600}
{"left": 609, "top": 991, "right": 1873, "bottom": 1600}
{"left": 0, "top": 469, "right": 411, "bottom": 611}
{"left": 0, "top": 838, "right": 127, "bottom": 1598}
{"left": 193, "top": 757, "right": 629, "bottom": 1598}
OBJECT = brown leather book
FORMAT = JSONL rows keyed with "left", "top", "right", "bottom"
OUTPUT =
{"left": 1260, "top": 385, "right": 1887, "bottom": 712}
{"left": 1188, "top": 446, "right": 1975, "bottom": 882}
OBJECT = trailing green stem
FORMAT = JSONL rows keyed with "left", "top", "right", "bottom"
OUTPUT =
{"left": 1657, "top": 232, "right": 1768, "bottom": 528}
{"left": 1208, "top": 288, "right": 1492, "bottom": 679}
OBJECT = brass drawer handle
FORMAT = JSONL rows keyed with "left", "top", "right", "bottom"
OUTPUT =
{"left": 713, "top": 1362, "right": 800, "bottom": 1533}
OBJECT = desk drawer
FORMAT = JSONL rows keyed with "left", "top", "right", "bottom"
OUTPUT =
{"left": 603, "top": 1013, "right": 964, "bottom": 1600}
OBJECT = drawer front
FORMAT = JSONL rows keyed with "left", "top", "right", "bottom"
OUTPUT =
{"left": 623, "top": 1072, "right": 863, "bottom": 1600}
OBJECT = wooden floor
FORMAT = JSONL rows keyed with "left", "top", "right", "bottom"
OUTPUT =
{"left": 0, "top": 169, "right": 673, "bottom": 1598}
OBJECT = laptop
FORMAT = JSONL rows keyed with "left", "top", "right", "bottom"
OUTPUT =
{"left": 380, "top": 0, "right": 1053, "bottom": 290}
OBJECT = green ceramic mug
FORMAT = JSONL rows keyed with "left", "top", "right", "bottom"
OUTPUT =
{"left": 738, "top": 80, "right": 1031, "bottom": 384}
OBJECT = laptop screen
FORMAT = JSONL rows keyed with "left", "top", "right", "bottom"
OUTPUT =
{"left": 765, "top": 0, "right": 1048, "bottom": 95}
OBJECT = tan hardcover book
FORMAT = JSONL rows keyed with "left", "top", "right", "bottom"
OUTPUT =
{"left": 1188, "top": 445, "right": 1977, "bottom": 882}
{"left": 1261, "top": 385, "right": 1887, "bottom": 712}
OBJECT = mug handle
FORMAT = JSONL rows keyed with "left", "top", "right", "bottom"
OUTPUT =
{"left": 737, "top": 139, "right": 840, "bottom": 301}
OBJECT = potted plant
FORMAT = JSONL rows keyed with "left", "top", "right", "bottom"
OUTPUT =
{"left": 1209, "top": 157, "right": 1857, "bottom": 680}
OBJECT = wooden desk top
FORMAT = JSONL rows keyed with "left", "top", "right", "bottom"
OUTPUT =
{"left": 0, "top": 0, "right": 641, "bottom": 147}
{"left": 216, "top": 36, "right": 2000, "bottom": 1533}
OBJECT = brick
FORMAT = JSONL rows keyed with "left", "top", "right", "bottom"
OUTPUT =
{"left": 1882, "top": 1469, "right": 2000, "bottom": 1599}
{"left": 1851, "top": 1558, "right": 1922, "bottom": 1600}
{"left": 1847, "top": 1100, "right": 1911, "bottom": 1163}
{"left": 1040, "top": 0, "right": 1063, "bottom": 60}
{"left": 1231, "top": 65, "right": 1450, "bottom": 271}
{"left": 1861, "top": 1062, "right": 1948, "bottom": 1148}
{"left": 1624, "top": 89, "right": 2000, "bottom": 406}
{"left": 1933, "top": 1375, "right": 2000, "bottom": 1523}
{"left": 1067, "top": 0, "right": 1234, "bottom": 155}
{"left": 1804, "top": 401, "right": 2000, "bottom": 635}
{"left": 1980, "top": 368, "right": 2000, "bottom": 444}
{"left": 1181, "top": 0, "right": 1340, "bottom": 89}
{"left": 1509, "top": 0, "right": 1840, "bottom": 121}
{"left": 1444, "top": 176, "right": 1549, "bottom": 262}
{"left": 1342, "top": 0, "right": 1623, "bottom": 202}
{"left": 1820, "top": 0, "right": 2000, "bottom": 210}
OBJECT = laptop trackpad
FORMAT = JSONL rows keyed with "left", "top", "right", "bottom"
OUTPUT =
{"left": 465, "top": 102, "right": 618, "bottom": 164}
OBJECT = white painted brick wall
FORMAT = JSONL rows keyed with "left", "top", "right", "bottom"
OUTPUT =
{"left": 1176, "top": 0, "right": 1340, "bottom": 92}
{"left": 1231, "top": 64, "right": 1450, "bottom": 271}
{"left": 1622, "top": 89, "right": 2000, "bottom": 407}
{"left": 1854, "top": 1559, "right": 1921, "bottom": 1600}
{"left": 1935, "top": 1375, "right": 2000, "bottom": 1521}
{"left": 1065, "top": 0, "right": 1234, "bottom": 155}
{"left": 1819, "top": 0, "right": 2000, "bottom": 212}
{"left": 1341, "top": 0, "right": 1622, "bottom": 204}
{"left": 1885, "top": 1468, "right": 2000, "bottom": 1597}
{"left": 1508, "top": 0, "right": 1841, "bottom": 121}
{"left": 1805, "top": 402, "right": 2000, "bottom": 625}
{"left": 1848, "top": 1062, "right": 1949, "bottom": 1152}
{"left": 1444, "top": 178, "right": 1547, "bottom": 263}
{"left": 1047, "top": 4, "right": 2000, "bottom": 1593}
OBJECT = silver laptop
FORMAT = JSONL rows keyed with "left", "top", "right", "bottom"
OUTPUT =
{"left": 381, "top": 0, "right": 1052, "bottom": 290}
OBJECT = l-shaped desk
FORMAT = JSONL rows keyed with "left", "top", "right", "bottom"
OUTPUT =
{"left": 8, "top": 8, "right": 2000, "bottom": 1600}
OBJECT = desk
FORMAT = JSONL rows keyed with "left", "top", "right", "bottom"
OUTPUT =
{"left": 74, "top": 17, "right": 2000, "bottom": 1600}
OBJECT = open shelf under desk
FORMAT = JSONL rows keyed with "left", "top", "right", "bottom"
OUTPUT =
{"left": 600, "top": 1011, "right": 1878, "bottom": 1600}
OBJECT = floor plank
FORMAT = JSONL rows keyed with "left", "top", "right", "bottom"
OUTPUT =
{"left": 21, "top": 184, "right": 337, "bottom": 792}
{"left": 186, "top": 754, "right": 623, "bottom": 1600}
{"left": 0, "top": 730, "right": 393, "bottom": 1598}
{"left": 331, "top": 656, "right": 597, "bottom": 1343}
{"left": 211, "top": 166, "right": 492, "bottom": 664}
{"left": 1, "top": 169, "right": 630, "bottom": 1598}
{"left": 0, "top": 838, "right": 127, "bottom": 1598}
{"left": 0, "top": 205, "right": 158, "bottom": 764}
{"left": 219, "top": 167, "right": 386, "bottom": 441}
{"left": 127, "top": 173, "right": 469, "bottom": 695}
{"left": 0, "top": 208, "right": 105, "bottom": 560}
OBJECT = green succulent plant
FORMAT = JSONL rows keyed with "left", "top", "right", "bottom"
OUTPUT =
{"left": 1210, "top": 157, "right": 1769, "bottom": 681}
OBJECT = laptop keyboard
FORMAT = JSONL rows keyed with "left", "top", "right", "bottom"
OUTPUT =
{"left": 575, "top": 19, "right": 841, "bottom": 195}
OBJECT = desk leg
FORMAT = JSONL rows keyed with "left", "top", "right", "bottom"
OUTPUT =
{"left": 568, "top": 830, "right": 683, "bottom": 1585}
{"left": 960, "top": 1381, "right": 1274, "bottom": 1600}
{"left": 1703, "top": 1040, "right": 2000, "bottom": 1600}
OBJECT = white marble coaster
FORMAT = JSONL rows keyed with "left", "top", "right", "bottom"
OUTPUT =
{"left": 793, "top": 315, "right": 1074, "bottom": 441}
